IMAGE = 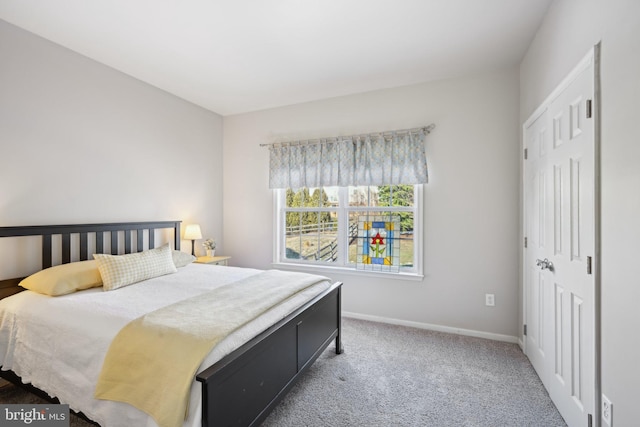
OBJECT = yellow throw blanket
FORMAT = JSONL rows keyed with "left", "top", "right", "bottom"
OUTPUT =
{"left": 94, "top": 270, "right": 328, "bottom": 427}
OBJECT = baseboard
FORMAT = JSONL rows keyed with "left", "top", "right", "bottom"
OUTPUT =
{"left": 343, "top": 311, "right": 519, "bottom": 344}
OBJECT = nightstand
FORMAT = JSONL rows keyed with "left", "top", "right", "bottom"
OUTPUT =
{"left": 195, "top": 255, "right": 231, "bottom": 266}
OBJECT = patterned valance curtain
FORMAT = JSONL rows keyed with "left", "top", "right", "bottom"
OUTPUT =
{"left": 268, "top": 128, "right": 429, "bottom": 189}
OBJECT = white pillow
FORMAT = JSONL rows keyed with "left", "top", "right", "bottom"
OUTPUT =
{"left": 93, "top": 244, "right": 177, "bottom": 291}
{"left": 172, "top": 250, "right": 196, "bottom": 268}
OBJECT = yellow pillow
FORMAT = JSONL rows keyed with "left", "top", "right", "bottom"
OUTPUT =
{"left": 93, "top": 244, "right": 177, "bottom": 291}
{"left": 19, "top": 260, "right": 103, "bottom": 296}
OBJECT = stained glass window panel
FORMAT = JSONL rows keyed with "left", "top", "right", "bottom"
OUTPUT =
{"left": 356, "top": 215, "right": 401, "bottom": 272}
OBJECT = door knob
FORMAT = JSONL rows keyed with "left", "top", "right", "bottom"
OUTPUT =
{"left": 535, "top": 258, "right": 554, "bottom": 271}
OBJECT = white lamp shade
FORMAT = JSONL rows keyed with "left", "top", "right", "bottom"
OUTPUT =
{"left": 184, "top": 224, "right": 202, "bottom": 240}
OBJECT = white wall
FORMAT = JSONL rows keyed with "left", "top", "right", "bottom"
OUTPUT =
{"left": 520, "top": 0, "right": 640, "bottom": 425}
{"left": 0, "top": 20, "right": 224, "bottom": 277}
{"left": 223, "top": 68, "right": 521, "bottom": 339}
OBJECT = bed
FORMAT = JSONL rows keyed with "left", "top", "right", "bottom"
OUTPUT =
{"left": 0, "top": 221, "right": 343, "bottom": 427}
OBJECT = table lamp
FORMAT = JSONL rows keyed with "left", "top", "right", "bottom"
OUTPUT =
{"left": 184, "top": 224, "right": 202, "bottom": 256}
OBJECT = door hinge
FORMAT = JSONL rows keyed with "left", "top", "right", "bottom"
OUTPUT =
{"left": 588, "top": 413, "right": 593, "bottom": 427}
{"left": 524, "top": 324, "right": 527, "bottom": 336}
{"left": 524, "top": 148, "right": 528, "bottom": 160}
{"left": 586, "top": 99, "right": 593, "bottom": 118}
{"left": 587, "top": 256, "right": 593, "bottom": 275}
{"left": 524, "top": 237, "right": 528, "bottom": 248}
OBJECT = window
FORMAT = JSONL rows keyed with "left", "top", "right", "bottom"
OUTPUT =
{"left": 268, "top": 125, "right": 432, "bottom": 278}
{"left": 275, "top": 184, "right": 422, "bottom": 275}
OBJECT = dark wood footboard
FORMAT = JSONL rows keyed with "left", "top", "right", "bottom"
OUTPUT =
{"left": 197, "top": 282, "right": 343, "bottom": 427}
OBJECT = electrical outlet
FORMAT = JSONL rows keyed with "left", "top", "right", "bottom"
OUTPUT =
{"left": 602, "top": 394, "right": 612, "bottom": 426}
{"left": 485, "top": 294, "right": 495, "bottom": 306}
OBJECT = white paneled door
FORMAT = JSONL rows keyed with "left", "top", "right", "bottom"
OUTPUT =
{"left": 524, "top": 51, "right": 596, "bottom": 427}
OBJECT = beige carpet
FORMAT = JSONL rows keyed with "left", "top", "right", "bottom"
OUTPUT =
{"left": 0, "top": 317, "right": 566, "bottom": 426}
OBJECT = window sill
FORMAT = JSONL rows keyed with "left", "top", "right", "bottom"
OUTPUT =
{"left": 271, "top": 262, "right": 424, "bottom": 282}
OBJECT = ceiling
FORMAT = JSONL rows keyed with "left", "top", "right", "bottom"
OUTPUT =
{"left": 0, "top": 0, "right": 553, "bottom": 116}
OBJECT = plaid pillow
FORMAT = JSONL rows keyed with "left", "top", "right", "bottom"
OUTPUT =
{"left": 94, "top": 244, "right": 177, "bottom": 291}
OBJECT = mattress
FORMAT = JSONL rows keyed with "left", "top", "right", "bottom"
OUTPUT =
{"left": 0, "top": 263, "right": 330, "bottom": 427}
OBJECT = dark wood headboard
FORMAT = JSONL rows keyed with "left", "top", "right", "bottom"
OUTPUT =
{"left": 0, "top": 221, "right": 181, "bottom": 298}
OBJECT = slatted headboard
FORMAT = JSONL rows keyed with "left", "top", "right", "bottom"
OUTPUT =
{"left": 0, "top": 221, "right": 181, "bottom": 298}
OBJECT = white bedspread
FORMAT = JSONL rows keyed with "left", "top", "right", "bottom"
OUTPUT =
{"left": 0, "top": 264, "right": 330, "bottom": 427}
